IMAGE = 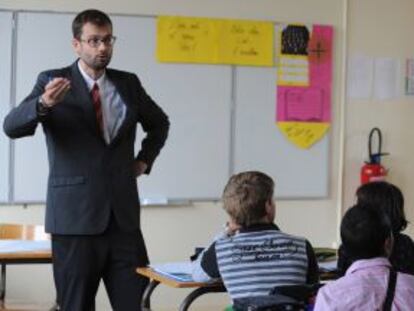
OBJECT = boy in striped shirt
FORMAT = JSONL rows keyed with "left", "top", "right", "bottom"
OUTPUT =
{"left": 192, "top": 171, "right": 319, "bottom": 300}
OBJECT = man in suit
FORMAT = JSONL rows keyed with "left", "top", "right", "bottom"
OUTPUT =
{"left": 3, "top": 9, "right": 169, "bottom": 311}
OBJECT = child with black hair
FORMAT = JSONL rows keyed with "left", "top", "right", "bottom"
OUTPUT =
{"left": 338, "top": 181, "right": 414, "bottom": 275}
{"left": 314, "top": 203, "right": 414, "bottom": 310}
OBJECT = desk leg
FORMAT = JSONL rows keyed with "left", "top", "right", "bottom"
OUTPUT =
{"left": 141, "top": 279, "right": 160, "bottom": 311}
{"left": 0, "top": 263, "right": 6, "bottom": 309}
{"left": 179, "top": 285, "right": 226, "bottom": 311}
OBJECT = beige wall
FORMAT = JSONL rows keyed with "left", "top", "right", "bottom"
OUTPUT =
{"left": 343, "top": 0, "right": 414, "bottom": 241}
{"left": 2, "top": 0, "right": 412, "bottom": 310}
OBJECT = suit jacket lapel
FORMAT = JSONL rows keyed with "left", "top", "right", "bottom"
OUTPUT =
{"left": 106, "top": 70, "right": 135, "bottom": 146}
{"left": 70, "top": 61, "right": 105, "bottom": 142}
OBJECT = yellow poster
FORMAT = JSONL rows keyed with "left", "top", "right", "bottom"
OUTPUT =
{"left": 277, "top": 122, "right": 330, "bottom": 149}
{"left": 217, "top": 20, "right": 274, "bottom": 66}
{"left": 157, "top": 16, "right": 274, "bottom": 66}
{"left": 157, "top": 16, "right": 218, "bottom": 64}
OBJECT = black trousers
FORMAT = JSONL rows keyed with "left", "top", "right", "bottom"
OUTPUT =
{"left": 51, "top": 217, "right": 149, "bottom": 311}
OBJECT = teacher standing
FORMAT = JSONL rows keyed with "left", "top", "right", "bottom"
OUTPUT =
{"left": 3, "top": 9, "right": 169, "bottom": 311}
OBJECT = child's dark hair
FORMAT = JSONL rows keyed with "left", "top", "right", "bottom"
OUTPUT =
{"left": 341, "top": 203, "right": 392, "bottom": 260}
{"left": 356, "top": 181, "right": 407, "bottom": 233}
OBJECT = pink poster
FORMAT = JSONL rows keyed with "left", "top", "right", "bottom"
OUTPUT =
{"left": 277, "top": 25, "right": 333, "bottom": 123}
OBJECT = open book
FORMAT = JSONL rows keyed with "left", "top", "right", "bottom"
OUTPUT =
{"left": 150, "top": 261, "right": 194, "bottom": 282}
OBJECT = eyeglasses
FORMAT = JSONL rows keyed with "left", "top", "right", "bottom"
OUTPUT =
{"left": 79, "top": 36, "right": 117, "bottom": 48}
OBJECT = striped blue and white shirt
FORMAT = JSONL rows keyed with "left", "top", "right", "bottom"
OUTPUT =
{"left": 192, "top": 223, "right": 319, "bottom": 300}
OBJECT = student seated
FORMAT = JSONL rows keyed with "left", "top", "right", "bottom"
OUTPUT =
{"left": 314, "top": 203, "right": 414, "bottom": 310}
{"left": 192, "top": 171, "right": 319, "bottom": 301}
{"left": 338, "top": 181, "right": 414, "bottom": 276}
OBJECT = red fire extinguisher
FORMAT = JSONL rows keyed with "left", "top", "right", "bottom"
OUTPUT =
{"left": 360, "top": 127, "right": 389, "bottom": 184}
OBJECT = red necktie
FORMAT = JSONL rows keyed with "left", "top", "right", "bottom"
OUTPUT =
{"left": 91, "top": 83, "right": 104, "bottom": 136}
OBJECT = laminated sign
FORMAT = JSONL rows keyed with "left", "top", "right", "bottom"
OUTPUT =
{"left": 276, "top": 24, "right": 333, "bottom": 149}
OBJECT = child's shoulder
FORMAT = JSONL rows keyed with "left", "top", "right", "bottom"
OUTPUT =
{"left": 218, "top": 228, "right": 307, "bottom": 244}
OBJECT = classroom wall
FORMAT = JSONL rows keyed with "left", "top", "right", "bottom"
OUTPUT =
{"left": 0, "top": 0, "right": 346, "bottom": 311}
{"left": 343, "top": 0, "right": 414, "bottom": 240}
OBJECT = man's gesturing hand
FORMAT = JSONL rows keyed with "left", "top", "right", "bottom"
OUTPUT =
{"left": 40, "top": 77, "right": 71, "bottom": 108}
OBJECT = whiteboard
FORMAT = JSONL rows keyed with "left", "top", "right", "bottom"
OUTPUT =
{"left": 12, "top": 12, "right": 232, "bottom": 202}
{"left": 111, "top": 16, "right": 232, "bottom": 200}
{"left": 14, "top": 12, "right": 75, "bottom": 202}
{"left": 0, "top": 11, "right": 13, "bottom": 202}
{"left": 233, "top": 66, "right": 329, "bottom": 198}
{"left": 9, "top": 11, "right": 330, "bottom": 203}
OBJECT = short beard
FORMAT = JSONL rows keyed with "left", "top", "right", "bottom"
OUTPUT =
{"left": 91, "top": 57, "right": 111, "bottom": 71}
{"left": 83, "top": 54, "right": 112, "bottom": 71}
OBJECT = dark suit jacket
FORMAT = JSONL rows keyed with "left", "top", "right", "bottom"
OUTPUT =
{"left": 3, "top": 61, "right": 170, "bottom": 236}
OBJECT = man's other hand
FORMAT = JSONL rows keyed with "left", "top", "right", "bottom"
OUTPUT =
{"left": 133, "top": 160, "right": 148, "bottom": 177}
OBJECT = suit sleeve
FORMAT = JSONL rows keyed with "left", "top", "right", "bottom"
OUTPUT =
{"left": 133, "top": 74, "right": 170, "bottom": 174}
{"left": 3, "top": 71, "right": 49, "bottom": 139}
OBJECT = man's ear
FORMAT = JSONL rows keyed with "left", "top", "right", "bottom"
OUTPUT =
{"left": 72, "top": 38, "right": 80, "bottom": 55}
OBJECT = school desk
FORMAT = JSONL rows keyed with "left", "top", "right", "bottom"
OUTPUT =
{"left": 136, "top": 262, "right": 338, "bottom": 311}
{"left": 136, "top": 266, "right": 226, "bottom": 311}
{"left": 0, "top": 223, "right": 53, "bottom": 309}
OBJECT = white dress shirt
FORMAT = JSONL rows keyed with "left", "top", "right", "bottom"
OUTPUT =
{"left": 77, "top": 61, "right": 126, "bottom": 144}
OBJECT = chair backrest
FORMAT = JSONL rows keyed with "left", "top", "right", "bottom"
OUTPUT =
{"left": 0, "top": 224, "right": 49, "bottom": 240}
{"left": 233, "top": 284, "right": 323, "bottom": 311}
{"left": 270, "top": 284, "right": 322, "bottom": 301}
{"left": 233, "top": 294, "right": 305, "bottom": 311}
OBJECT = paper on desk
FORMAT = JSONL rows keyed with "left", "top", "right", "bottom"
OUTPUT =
{"left": 151, "top": 261, "right": 194, "bottom": 282}
{"left": 0, "top": 240, "right": 51, "bottom": 253}
{"left": 318, "top": 260, "right": 338, "bottom": 272}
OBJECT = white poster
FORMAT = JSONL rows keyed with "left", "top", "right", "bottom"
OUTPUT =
{"left": 347, "top": 55, "right": 373, "bottom": 100}
{"left": 373, "top": 57, "right": 400, "bottom": 101}
{"left": 406, "top": 58, "right": 414, "bottom": 95}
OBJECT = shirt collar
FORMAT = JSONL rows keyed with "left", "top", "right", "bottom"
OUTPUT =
{"left": 346, "top": 257, "right": 391, "bottom": 276}
{"left": 239, "top": 223, "right": 280, "bottom": 233}
{"left": 77, "top": 60, "right": 106, "bottom": 91}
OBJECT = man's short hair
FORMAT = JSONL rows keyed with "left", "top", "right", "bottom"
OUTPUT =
{"left": 72, "top": 9, "right": 112, "bottom": 39}
{"left": 222, "top": 171, "right": 274, "bottom": 227}
{"left": 341, "top": 203, "right": 392, "bottom": 260}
